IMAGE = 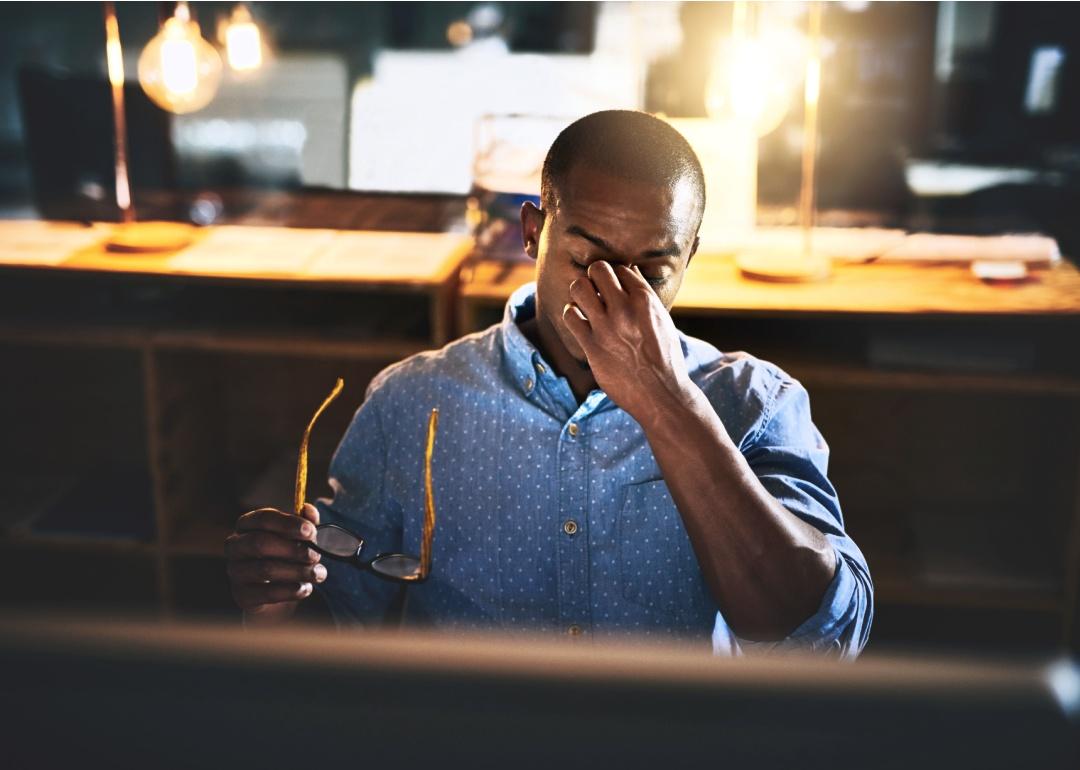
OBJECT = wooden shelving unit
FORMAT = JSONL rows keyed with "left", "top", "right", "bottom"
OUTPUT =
{"left": 0, "top": 217, "right": 471, "bottom": 620}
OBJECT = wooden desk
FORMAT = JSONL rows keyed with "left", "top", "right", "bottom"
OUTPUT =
{"left": 4, "top": 210, "right": 1079, "bottom": 654}
{"left": 460, "top": 252, "right": 1080, "bottom": 321}
{"left": 0, "top": 218, "right": 471, "bottom": 619}
{"left": 461, "top": 251, "right": 1080, "bottom": 655}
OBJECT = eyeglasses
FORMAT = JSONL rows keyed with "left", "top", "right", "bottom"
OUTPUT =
{"left": 294, "top": 379, "right": 439, "bottom": 584}
{"left": 307, "top": 523, "right": 432, "bottom": 583}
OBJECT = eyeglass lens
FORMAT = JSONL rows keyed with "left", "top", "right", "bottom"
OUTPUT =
{"left": 370, "top": 553, "right": 424, "bottom": 582}
{"left": 314, "top": 524, "right": 363, "bottom": 558}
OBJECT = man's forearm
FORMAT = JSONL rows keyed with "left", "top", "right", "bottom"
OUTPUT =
{"left": 635, "top": 383, "right": 836, "bottom": 642}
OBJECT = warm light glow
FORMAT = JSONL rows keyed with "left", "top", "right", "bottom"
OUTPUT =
{"left": 799, "top": 1, "right": 825, "bottom": 261}
{"left": 103, "top": 3, "right": 131, "bottom": 216}
{"left": 704, "top": 1, "right": 802, "bottom": 139}
{"left": 706, "top": 34, "right": 796, "bottom": 137}
{"left": 138, "top": 4, "right": 222, "bottom": 114}
{"left": 225, "top": 5, "right": 263, "bottom": 71}
{"left": 226, "top": 24, "right": 262, "bottom": 70}
{"left": 735, "top": 41, "right": 778, "bottom": 120}
{"left": 161, "top": 38, "right": 198, "bottom": 94}
{"left": 805, "top": 56, "right": 821, "bottom": 107}
{"left": 105, "top": 30, "right": 125, "bottom": 88}
{"left": 447, "top": 20, "right": 473, "bottom": 47}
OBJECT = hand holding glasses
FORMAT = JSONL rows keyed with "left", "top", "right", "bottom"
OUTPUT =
{"left": 295, "top": 379, "right": 440, "bottom": 584}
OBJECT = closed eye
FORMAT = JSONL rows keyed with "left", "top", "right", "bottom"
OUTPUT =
{"left": 574, "top": 258, "right": 666, "bottom": 286}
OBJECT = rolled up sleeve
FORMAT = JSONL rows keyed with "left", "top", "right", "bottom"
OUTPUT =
{"left": 736, "top": 376, "right": 874, "bottom": 659}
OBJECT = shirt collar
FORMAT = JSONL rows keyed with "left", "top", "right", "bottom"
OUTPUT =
{"left": 500, "top": 282, "right": 550, "bottom": 398}
{"left": 499, "top": 282, "right": 699, "bottom": 404}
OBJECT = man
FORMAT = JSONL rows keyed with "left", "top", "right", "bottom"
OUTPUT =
{"left": 225, "top": 111, "right": 873, "bottom": 656}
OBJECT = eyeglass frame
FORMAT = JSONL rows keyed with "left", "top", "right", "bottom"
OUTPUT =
{"left": 310, "top": 522, "right": 430, "bottom": 584}
{"left": 294, "top": 379, "right": 438, "bottom": 585}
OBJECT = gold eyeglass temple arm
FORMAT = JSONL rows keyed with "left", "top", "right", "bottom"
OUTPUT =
{"left": 294, "top": 378, "right": 345, "bottom": 515}
{"left": 419, "top": 407, "right": 439, "bottom": 579}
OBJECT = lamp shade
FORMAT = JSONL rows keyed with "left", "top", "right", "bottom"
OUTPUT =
{"left": 705, "top": 36, "right": 795, "bottom": 137}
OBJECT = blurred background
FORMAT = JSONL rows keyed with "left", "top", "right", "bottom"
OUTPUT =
{"left": 0, "top": 1, "right": 1078, "bottom": 667}
{"left": 1, "top": 1, "right": 1078, "bottom": 244}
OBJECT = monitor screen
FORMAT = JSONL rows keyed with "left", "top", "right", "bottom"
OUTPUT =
{"left": 2, "top": 614, "right": 1078, "bottom": 770}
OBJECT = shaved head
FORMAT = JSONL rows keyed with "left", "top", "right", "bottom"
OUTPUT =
{"left": 540, "top": 110, "right": 706, "bottom": 231}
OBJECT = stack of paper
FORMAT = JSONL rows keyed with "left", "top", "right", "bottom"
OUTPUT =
{"left": 167, "top": 226, "right": 337, "bottom": 275}
{"left": 880, "top": 233, "right": 1060, "bottom": 265}
{"left": 306, "top": 230, "right": 473, "bottom": 282}
{"left": 702, "top": 228, "right": 1062, "bottom": 267}
{"left": 727, "top": 227, "right": 908, "bottom": 263}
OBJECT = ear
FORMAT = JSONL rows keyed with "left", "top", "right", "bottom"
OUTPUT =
{"left": 520, "top": 201, "right": 545, "bottom": 262}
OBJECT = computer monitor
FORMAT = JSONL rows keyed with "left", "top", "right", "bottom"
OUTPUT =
{"left": 2, "top": 614, "right": 1077, "bottom": 769}
{"left": 17, "top": 67, "right": 176, "bottom": 221}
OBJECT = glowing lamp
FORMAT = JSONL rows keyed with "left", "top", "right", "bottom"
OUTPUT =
{"left": 716, "top": 1, "right": 831, "bottom": 283}
{"left": 706, "top": 36, "right": 794, "bottom": 138}
{"left": 138, "top": 2, "right": 222, "bottom": 114}
{"left": 100, "top": 1, "right": 200, "bottom": 252}
{"left": 225, "top": 5, "right": 263, "bottom": 72}
{"left": 705, "top": 1, "right": 800, "bottom": 138}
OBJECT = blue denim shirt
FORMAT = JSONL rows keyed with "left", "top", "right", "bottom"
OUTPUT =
{"left": 316, "top": 283, "right": 873, "bottom": 656}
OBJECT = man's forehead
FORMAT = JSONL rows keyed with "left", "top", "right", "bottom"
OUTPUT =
{"left": 669, "top": 176, "right": 700, "bottom": 222}
{"left": 558, "top": 164, "right": 686, "bottom": 200}
{"left": 554, "top": 168, "right": 701, "bottom": 245}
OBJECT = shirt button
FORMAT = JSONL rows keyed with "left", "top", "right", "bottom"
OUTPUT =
{"left": 567, "top": 624, "right": 583, "bottom": 637}
{"left": 563, "top": 519, "right": 578, "bottom": 536}
{"left": 524, "top": 376, "right": 534, "bottom": 393}
{"left": 567, "top": 422, "right": 579, "bottom": 437}
{"left": 535, "top": 362, "right": 546, "bottom": 374}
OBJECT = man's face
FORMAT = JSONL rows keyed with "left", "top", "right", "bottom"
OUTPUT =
{"left": 522, "top": 164, "right": 701, "bottom": 364}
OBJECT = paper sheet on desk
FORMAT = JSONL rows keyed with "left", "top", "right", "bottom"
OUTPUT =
{"left": 0, "top": 221, "right": 110, "bottom": 265}
{"left": 703, "top": 227, "right": 907, "bottom": 263}
{"left": 306, "top": 231, "right": 472, "bottom": 281}
{"left": 167, "top": 226, "right": 336, "bottom": 275}
{"left": 879, "top": 233, "right": 1060, "bottom": 265}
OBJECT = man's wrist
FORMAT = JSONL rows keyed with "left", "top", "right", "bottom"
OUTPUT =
{"left": 242, "top": 601, "right": 299, "bottom": 628}
{"left": 632, "top": 377, "right": 709, "bottom": 435}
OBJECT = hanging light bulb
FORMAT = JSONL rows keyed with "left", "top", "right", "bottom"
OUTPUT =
{"left": 138, "top": 1, "right": 222, "bottom": 114}
{"left": 224, "top": 4, "right": 263, "bottom": 72}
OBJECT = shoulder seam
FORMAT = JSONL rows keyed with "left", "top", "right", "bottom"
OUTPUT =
{"left": 746, "top": 370, "right": 791, "bottom": 447}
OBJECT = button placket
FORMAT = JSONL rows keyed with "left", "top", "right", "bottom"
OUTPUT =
{"left": 556, "top": 414, "right": 590, "bottom": 636}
